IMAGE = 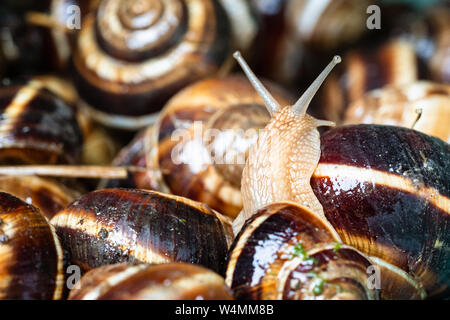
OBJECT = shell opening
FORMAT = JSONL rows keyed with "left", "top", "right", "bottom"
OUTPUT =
{"left": 233, "top": 51, "right": 281, "bottom": 115}
{"left": 292, "top": 55, "right": 341, "bottom": 116}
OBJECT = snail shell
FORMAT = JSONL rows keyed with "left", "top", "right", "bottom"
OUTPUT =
{"left": 103, "top": 75, "right": 293, "bottom": 219}
{"left": 317, "top": 39, "right": 419, "bottom": 124}
{"left": 0, "top": 175, "right": 79, "bottom": 220}
{"left": 72, "top": 0, "right": 256, "bottom": 129}
{"left": 50, "top": 188, "right": 233, "bottom": 274}
{"left": 344, "top": 81, "right": 450, "bottom": 143}
{"left": 226, "top": 202, "right": 379, "bottom": 300}
{"left": 0, "top": 192, "right": 64, "bottom": 299}
{"left": 69, "top": 262, "right": 233, "bottom": 300}
{"left": 311, "top": 125, "right": 450, "bottom": 299}
{"left": 0, "top": 77, "right": 83, "bottom": 164}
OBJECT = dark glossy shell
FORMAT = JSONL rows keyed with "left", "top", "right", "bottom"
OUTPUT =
{"left": 311, "top": 124, "right": 450, "bottom": 298}
{"left": 0, "top": 192, "right": 64, "bottom": 299}
{"left": 68, "top": 262, "right": 234, "bottom": 300}
{"left": 50, "top": 188, "right": 233, "bottom": 274}
{"left": 0, "top": 176, "right": 78, "bottom": 220}
{"left": 72, "top": 0, "right": 250, "bottom": 129}
{"left": 0, "top": 79, "right": 83, "bottom": 164}
{"left": 226, "top": 202, "right": 379, "bottom": 300}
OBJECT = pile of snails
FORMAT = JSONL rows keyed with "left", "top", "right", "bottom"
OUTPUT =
{"left": 0, "top": 0, "right": 448, "bottom": 300}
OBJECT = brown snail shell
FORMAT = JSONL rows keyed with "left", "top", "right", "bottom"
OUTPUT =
{"left": 344, "top": 81, "right": 450, "bottom": 143}
{"left": 0, "top": 192, "right": 64, "bottom": 299}
{"left": 50, "top": 188, "right": 233, "bottom": 274}
{"left": 0, "top": 175, "right": 79, "bottom": 220}
{"left": 69, "top": 262, "right": 233, "bottom": 300}
{"left": 0, "top": 77, "right": 83, "bottom": 164}
{"left": 102, "top": 75, "right": 293, "bottom": 219}
{"left": 226, "top": 202, "right": 380, "bottom": 300}
{"left": 72, "top": 0, "right": 256, "bottom": 129}
{"left": 284, "top": 0, "right": 371, "bottom": 52}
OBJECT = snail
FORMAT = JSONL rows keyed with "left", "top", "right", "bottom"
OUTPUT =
{"left": 226, "top": 202, "right": 380, "bottom": 300}
{"left": 0, "top": 192, "right": 64, "bottom": 299}
{"left": 344, "top": 81, "right": 450, "bottom": 143}
{"left": 68, "top": 262, "right": 233, "bottom": 300}
{"left": 0, "top": 77, "right": 83, "bottom": 164}
{"left": 101, "top": 75, "right": 293, "bottom": 219}
{"left": 50, "top": 188, "right": 233, "bottom": 274}
{"left": 72, "top": 0, "right": 257, "bottom": 129}
{"left": 0, "top": 175, "right": 79, "bottom": 219}
{"left": 230, "top": 52, "right": 449, "bottom": 299}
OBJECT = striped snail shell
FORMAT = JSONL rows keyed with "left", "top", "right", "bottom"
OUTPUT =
{"left": 50, "top": 188, "right": 233, "bottom": 274}
{"left": 233, "top": 52, "right": 450, "bottom": 299}
{"left": 69, "top": 262, "right": 233, "bottom": 300}
{"left": 344, "top": 81, "right": 450, "bottom": 143}
{"left": 0, "top": 175, "right": 79, "bottom": 220}
{"left": 316, "top": 39, "right": 419, "bottom": 124}
{"left": 311, "top": 125, "right": 450, "bottom": 299}
{"left": 226, "top": 202, "right": 379, "bottom": 300}
{"left": 0, "top": 77, "right": 83, "bottom": 164}
{"left": 103, "top": 75, "right": 293, "bottom": 219}
{"left": 72, "top": 0, "right": 256, "bottom": 129}
{"left": 0, "top": 192, "right": 64, "bottom": 299}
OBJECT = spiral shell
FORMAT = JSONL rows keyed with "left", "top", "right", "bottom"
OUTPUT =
{"left": 344, "top": 81, "right": 450, "bottom": 143}
{"left": 317, "top": 39, "right": 419, "bottom": 124}
{"left": 50, "top": 188, "right": 233, "bottom": 274}
{"left": 103, "top": 75, "right": 292, "bottom": 219}
{"left": 72, "top": 0, "right": 255, "bottom": 129}
{"left": 69, "top": 262, "right": 233, "bottom": 300}
{"left": 0, "top": 192, "right": 64, "bottom": 299}
{"left": 226, "top": 202, "right": 379, "bottom": 300}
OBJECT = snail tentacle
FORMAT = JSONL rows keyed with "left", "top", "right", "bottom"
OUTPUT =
{"left": 233, "top": 51, "right": 281, "bottom": 115}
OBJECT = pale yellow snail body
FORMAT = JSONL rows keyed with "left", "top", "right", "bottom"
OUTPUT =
{"left": 233, "top": 53, "right": 339, "bottom": 236}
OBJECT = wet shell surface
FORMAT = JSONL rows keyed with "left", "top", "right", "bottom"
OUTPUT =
{"left": 0, "top": 192, "right": 64, "bottom": 299}
{"left": 50, "top": 188, "right": 233, "bottom": 274}
{"left": 226, "top": 202, "right": 379, "bottom": 300}
{"left": 69, "top": 262, "right": 233, "bottom": 300}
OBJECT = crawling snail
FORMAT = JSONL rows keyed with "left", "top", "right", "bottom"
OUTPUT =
{"left": 0, "top": 192, "right": 64, "bottom": 299}
{"left": 229, "top": 52, "right": 449, "bottom": 300}
{"left": 68, "top": 262, "right": 233, "bottom": 300}
{"left": 344, "top": 81, "right": 450, "bottom": 143}
{"left": 72, "top": 0, "right": 257, "bottom": 129}
{"left": 102, "top": 75, "right": 293, "bottom": 218}
{"left": 50, "top": 188, "right": 233, "bottom": 274}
